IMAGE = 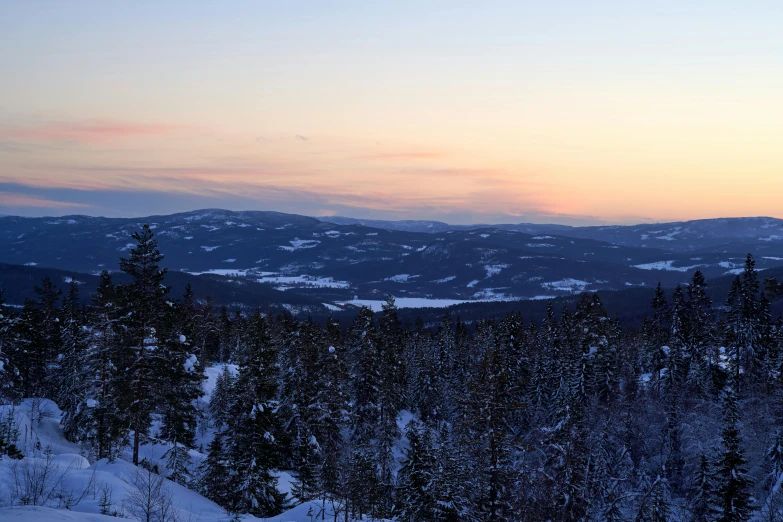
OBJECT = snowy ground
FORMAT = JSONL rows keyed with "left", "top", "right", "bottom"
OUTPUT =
{"left": 0, "top": 369, "right": 401, "bottom": 521}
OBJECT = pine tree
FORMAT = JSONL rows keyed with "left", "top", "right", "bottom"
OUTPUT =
{"left": 0, "top": 289, "right": 19, "bottom": 401}
{"left": 209, "top": 364, "right": 235, "bottom": 431}
{"left": 13, "top": 278, "right": 62, "bottom": 397}
{"left": 463, "top": 325, "right": 515, "bottom": 521}
{"left": 687, "top": 270, "right": 717, "bottom": 396}
{"left": 164, "top": 439, "right": 191, "bottom": 486}
{"left": 198, "top": 430, "right": 232, "bottom": 509}
{"left": 225, "top": 311, "right": 286, "bottom": 516}
{"left": 667, "top": 284, "right": 688, "bottom": 388}
{"left": 716, "top": 385, "right": 753, "bottom": 522}
{"left": 58, "top": 281, "right": 90, "bottom": 442}
{"left": 277, "top": 315, "right": 321, "bottom": 498}
{"left": 768, "top": 430, "right": 783, "bottom": 481}
{"left": 117, "top": 224, "right": 169, "bottom": 466}
{"left": 217, "top": 306, "right": 233, "bottom": 364}
{"left": 312, "top": 322, "right": 349, "bottom": 502}
{"left": 649, "top": 283, "right": 669, "bottom": 395}
{"left": 396, "top": 420, "right": 438, "bottom": 522}
{"left": 158, "top": 290, "right": 206, "bottom": 452}
{"left": 84, "top": 271, "right": 125, "bottom": 460}
{"left": 636, "top": 473, "right": 671, "bottom": 522}
{"left": 690, "top": 453, "right": 719, "bottom": 522}
{"left": 0, "top": 407, "right": 23, "bottom": 459}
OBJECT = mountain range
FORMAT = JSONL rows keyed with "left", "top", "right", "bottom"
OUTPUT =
{"left": 1, "top": 209, "right": 782, "bottom": 319}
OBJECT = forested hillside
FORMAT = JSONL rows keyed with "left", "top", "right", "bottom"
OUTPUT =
{"left": 2, "top": 225, "right": 783, "bottom": 521}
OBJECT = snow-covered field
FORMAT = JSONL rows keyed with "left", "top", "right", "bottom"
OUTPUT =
{"left": 337, "top": 297, "right": 472, "bottom": 311}
{"left": 633, "top": 260, "right": 704, "bottom": 272}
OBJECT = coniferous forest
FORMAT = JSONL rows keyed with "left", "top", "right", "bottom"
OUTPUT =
{"left": 3, "top": 224, "right": 783, "bottom": 522}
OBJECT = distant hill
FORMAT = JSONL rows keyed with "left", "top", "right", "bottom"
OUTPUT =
{"left": 1, "top": 210, "right": 782, "bottom": 317}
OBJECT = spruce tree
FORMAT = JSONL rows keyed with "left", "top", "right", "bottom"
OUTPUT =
{"left": 225, "top": 311, "right": 286, "bottom": 516}
{"left": 58, "top": 280, "right": 90, "bottom": 442}
{"left": 716, "top": 385, "right": 753, "bottom": 522}
{"left": 209, "top": 364, "right": 235, "bottom": 431}
{"left": 198, "top": 430, "right": 232, "bottom": 509}
{"left": 13, "top": 278, "right": 62, "bottom": 397}
{"left": 687, "top": 270, "right": 716, "bottom": 396}
{"left": 690, "top": 453, "right": 719, "bottom": 522}
{"left": 0, "top": 289, "right": 18, "bottom": 401}
{"left": 86, "top": 271, "right": 125, "bottom": 460}
{"left": 397, "top": 420, "right": 438, "bottom": 522}
{"left": 312, "top": 323, "right": 349, "bottom": 502}
{"left": 118, "top": 224, "right": 169, "bottom": 466}
{"left": 158, "top": 290, "right": 205, "bottom": 453}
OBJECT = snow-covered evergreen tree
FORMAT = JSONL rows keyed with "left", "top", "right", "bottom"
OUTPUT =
{"left": 716, "top": 384, "right": 753, "bottom": 522}
{"left": 225, "top": 310, "right": 286, "bottom": 516}
{"left": 117, "top": 224, "right": 169, "bottom": 466}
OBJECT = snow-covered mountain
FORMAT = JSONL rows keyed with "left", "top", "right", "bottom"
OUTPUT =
{"left": 1, "top": 210, "right": 782, "bottom": 311}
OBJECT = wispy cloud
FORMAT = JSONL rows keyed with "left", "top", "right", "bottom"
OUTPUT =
{"left": 0, "top": 191, "right": 91, "bottom": 209}
{"left": 0, "top": 120, "right": 188, "bottom": 144}
{"left": 360, "top": 151, "right": 443, "bottom": 160}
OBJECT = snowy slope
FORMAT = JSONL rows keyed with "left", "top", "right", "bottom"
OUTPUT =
{"left": 0, "top": 384, "right": 394, "bottom": 522}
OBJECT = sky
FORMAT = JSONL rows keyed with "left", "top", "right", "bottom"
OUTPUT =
{"left": 1, "top": 1, "right": 782, "bottom": 225}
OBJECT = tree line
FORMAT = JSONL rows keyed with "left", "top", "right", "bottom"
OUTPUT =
{"left": 1, "top": 225, "right": 783, "bottom": 521}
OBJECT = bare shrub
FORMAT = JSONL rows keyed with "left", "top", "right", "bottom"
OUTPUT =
{"left": 123, "top": 466, "right": 183, "bottom": 522}
{"left": 3, "top": 446, "right": 91, "bottom": 508}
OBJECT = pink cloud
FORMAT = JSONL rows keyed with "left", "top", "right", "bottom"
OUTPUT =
{"left": 0, "top": 120, "right": 188, "bottom": 144}
{"left": 0, "top": 191, "right": 91, "bottom": 209}
{"left": 359, "top": 151, "right": 443, "bottom": 160}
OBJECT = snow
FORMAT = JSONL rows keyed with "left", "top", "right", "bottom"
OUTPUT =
{"left": 184, "top": 268, "right": 252, "bottom": 276}
{"left": 484, "top": 264, "right": 509, "bottom": 277}
{"left": 202, "top": 364, "right": 239, "bottom": 398}
{"left": 525, "top": 242, "right": 555, "bottom": 248}
{"left": 541, "top": 278, "right": 590, "bottom": 293}
{"left": 24, "top": 262, "right": 38, "bottom": 266}
{"left": 322, "top": 302, "right": 342, "bottom": 311}
{"left": 431, "top": 275, "right": 456, "bottom": 283}
{"left": 256, "top": 274, "right": 350, "bottom": 289}
{"left": 480, "top": 233, "right": 490, "bottom": 238}
{"left": 633, "top": 260, "right": 703, "bottom": 272}
{"left": 0, "top": 402, "right": 217, "bottom": 521}
{"left": 467, "top": 279, "right": 480, "bottom": 288}
{"left": 337, "top": 298, "right": 471, "bottom": 311}
{"left": 279, "top": 239, "right": 320, "bottom": 251}
{"left": 760, "top": 235, "right": 783, "bottom": 241}
{"left": 0, "top": 507, "right": 122, "bottom": 522}
{"left": 200, "top": 246, "right": 220, "bottom": 252}
{"left": 0, "top": 396, "right": 340, "bottom": 522}
{"left": 385, "top": 274, "right": 419, "bottom": 283}
{"left": 471, "top": 288, "right": 518, "bottom": 301}
{"left": 222, "top": 258, "right": 237, "bottom": 263}
{"left": 763, "top": 256, "right": 783, "bottom": 261}
{"left": 654, "top": 228, "right": 682, "bottom": 241}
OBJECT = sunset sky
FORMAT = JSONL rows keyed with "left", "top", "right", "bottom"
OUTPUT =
{"left": 1, "top": 1, "right": 782, "bottom": 225}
